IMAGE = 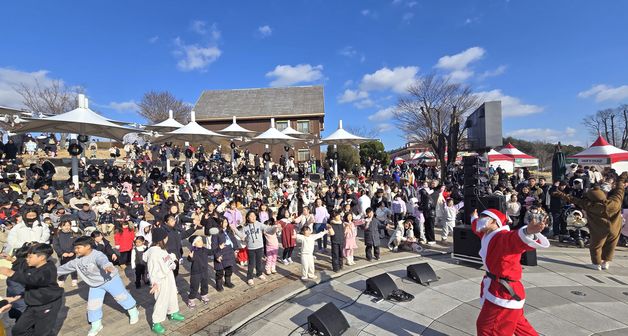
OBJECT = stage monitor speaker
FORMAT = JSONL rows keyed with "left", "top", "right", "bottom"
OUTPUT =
{"left": 307, "top": 302, "right": 350, "bottom": 336}
{"left": 365, "top": 273, "right": 398, "bottom": 299}
{"left": 466, "top": 101, "right": 503, "bottom": 150}
{"left": 452, "top": 225, "right": 482, "bottom": 264}
{"left": 521, "top": 249, "right": 537, "bottom": 266}
{"left": 407, "top": 263, "right": 438, "bottom": 285}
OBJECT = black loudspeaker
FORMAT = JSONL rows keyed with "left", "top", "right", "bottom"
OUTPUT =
{"left": 466, "top": 101, "right": 503, "bottom": 150}
{"left": 521, "top": 249, "right": 537, "bottom": 266}
{"left": 307, "top": 302, "right": 350, "bottom": 336}
{"left": 452, "top": 225, "right": 482, "bottom": 264}
{"left": 407, "top": 263, "right": 438, "bottom": 285}
{"left": 365, "top": 273, "right": 398, "bottom": 299}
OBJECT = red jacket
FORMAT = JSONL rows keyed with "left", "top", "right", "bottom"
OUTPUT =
{"left": 472, "top": 216, "right": 549, "bottom": 309}
{"left": 114, "top": 227, "right": 136, "bottom": 253}
{"left": 280, "top": 220, "right": 297, "bottom": 248}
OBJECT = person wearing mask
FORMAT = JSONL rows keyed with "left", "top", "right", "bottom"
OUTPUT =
{"left": 7, "top": 211, "right": 50, "bottom": 254}
{"left": 548, "top": 181, "right": 569, "bottom": 238}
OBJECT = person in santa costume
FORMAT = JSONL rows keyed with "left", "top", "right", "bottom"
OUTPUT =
{"left": 472, "top": 208, "right": 550, "bottom": 336}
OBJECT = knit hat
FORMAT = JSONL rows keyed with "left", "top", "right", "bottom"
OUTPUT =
{"left": 480, "top": 208, "right": 507, "bottom": 228}
{"left": 152, "top": 227, "right": 168, "bottom": 243}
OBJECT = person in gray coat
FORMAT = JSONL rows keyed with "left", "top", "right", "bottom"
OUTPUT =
{"left": 362, "top": 208, "right": 383, "bottom": 261}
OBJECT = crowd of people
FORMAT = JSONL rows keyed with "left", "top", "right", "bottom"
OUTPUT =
{"left": 0, "top": 138, "right": 625, "bottom": 335}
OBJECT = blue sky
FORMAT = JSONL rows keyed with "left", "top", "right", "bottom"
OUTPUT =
{"left": 1, "top": 0, "right": 627, "bottom": 150}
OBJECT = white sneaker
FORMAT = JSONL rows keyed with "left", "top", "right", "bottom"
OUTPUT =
{"left": 258, "top": 274, "right": 267, "bottom": 280}
{"left": 288, "top": 258, "right": 293, "bottom": 264}
{"left": 88, "top": 323, "right": 103, "bottom": 336}
{"left": 427, "top": 241, "right": 436, "bottom": 245}
{"left": 57, "top": 280, "right": 64, "bottom": 288}
{"left": 282, "top": 259, "right": 289, "bottom": 265}
{"left": 601, "top": 261, "right": 610, "bottom": 270}
{"left": 71, "top": 279, "right": 78, "bottom": 287}
{"left": 589, "top": 264, "right": 602, "bottom": 271}
{"left": 301, "top": 276, "right": 309, "bottom": 281}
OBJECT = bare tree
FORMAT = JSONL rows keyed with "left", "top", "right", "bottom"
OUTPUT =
{"left": 345, "top": 125, "right": 379, "bottom": 139}
{"left": 582, "top": 106, "right": 628, "bottom": 149}
{"left": 15, "top": 79, "right": 81, "bottom": 116}
{"left": 138, "top": 91, "right": 191, "bottom": 124}
{"left": 394, "top": 74, "right": 479, "bottom": 175}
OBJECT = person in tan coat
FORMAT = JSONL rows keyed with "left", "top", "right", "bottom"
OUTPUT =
{"left": 553, "top": 172, "right": 627, "bottom": 270}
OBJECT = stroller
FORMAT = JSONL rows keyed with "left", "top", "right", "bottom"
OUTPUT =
{"left": 559, "top": 205, "right": 589, "bottom": 248}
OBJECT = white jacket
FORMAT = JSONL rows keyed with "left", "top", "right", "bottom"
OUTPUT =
{"left": 7, "top": 221, "right": 50, "bottom": 254}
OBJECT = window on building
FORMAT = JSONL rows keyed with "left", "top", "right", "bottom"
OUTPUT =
{"left": 296, "top": 120, "right": 310, "bottom": 133}
{"left": 297, "top": 149, "right": 310, "bottom": 162}
{"left": 276, "top": 120, "right": 289, "bottom": 131}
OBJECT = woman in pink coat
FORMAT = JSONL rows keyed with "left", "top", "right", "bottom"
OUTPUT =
{"left": 343, "top": 213, "right": 364, "bottom": 266}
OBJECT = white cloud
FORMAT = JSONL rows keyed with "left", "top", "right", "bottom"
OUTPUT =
{"left": 108, "top": 100, "right": 139, "bottom": 112}
{"left": 173, "top": 37, "right": 222, "bottom": 72}
{"left": 338, "top": 89, "right": 368, "bottom": 103}
{"left": 436, "top": 47, "right": 485, "bottom": 70}
{"left": 578, "top": 84, "right": 628, "bottom": 102}
{"left": 392, "top": 0, "right": 403, "bottom": 5}
{"left": 475, "top": 89, "right": 544, "bottom": 117}
{"left": 447, "top": 69, "right": 474, "bottom": 82}
{"left": 265, "top": 64, "right": 324, "bottom": 87}
{"left": 258, "top": 25, "right": 272, "bottom": 38}
{"left": 344, "top": 80, "right": 354, "bottom": 87}
{"left": 376, "top": 123, "right": 394, "bottom": 133}
{"left": 190, "top": 20, "right": 208, "bottom": 34}
{"left": 507, "top": 127, "right": 579, "bottom": 144}
{"left": 0, "top": 67, "right": 57, "bottom": 108}
{"left": 406, "top": 1, "right": 418, "bottom": 8}
{"left": 402, "top": 12, "right": 415, "bottom": 22}
{"left": 148, "top": 36, "right": 159, "bottom": 44}
{"left": 354, "top": 98, "right": 374, "bottom": 109}
{"left": 478, "top": 65, "right": 507, "bottom": 79}
{"left": 339, "top": 46, "right": 357, "bottom": 58}
{"left": 368, "top": 106, "right": 396, "bottom": 121}
{"left": 360, "top": 66, "right": 419, "bottom": 93}
{"left": 361, "top": 9, "right": 378, "bottom": 18}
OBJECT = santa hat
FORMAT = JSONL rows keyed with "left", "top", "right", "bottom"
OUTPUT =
{"left": 476, "top": 208, "right": 507, "bottom": 231}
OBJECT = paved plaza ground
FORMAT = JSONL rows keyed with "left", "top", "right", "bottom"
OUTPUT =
{"left": 2, "top": 235, "right": 627, "bottom": 336}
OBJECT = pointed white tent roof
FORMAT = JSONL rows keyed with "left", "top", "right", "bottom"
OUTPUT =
{"left": 488, "top": 149, "right": 513, "bottom": 161}
{"left": 246, "top": 118, "right": 301, "bottom": 146}
{"left": 499, "top": 143, "right": 536, "bottom": 159}
{"left": 15, "top": 94, "right": 136, "bottom": 140}
{"left": 321, "top": 120, "right": 371, "bottom": 146}
{"left": 569, "top": 136, "right": 628, "bottom": 163}
{"left": 219, "top": 116, "right": 257, "bottom": 138}
{"left": 153, "top": 111, "right": 227, "bottom": 145}
{"left": 282, "top": 125, "right": 310, "bottom": 139}
{"left": 145, "top": 110, "right": 185, "bottom": 131}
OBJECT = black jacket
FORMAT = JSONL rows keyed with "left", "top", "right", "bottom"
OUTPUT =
{"left": 53, "top": 231, "right": 76, "bottom": 257}
{"left": 187, "top": 247, "right": 210, "bottom": 274}
{"left": 165, "top": 223, "right": 197, "bottom": 258}
{"left": 329, "top": 222, "right": 345, "bottom": 245}
{"left": 9, "top": 260, "right": 64, "bottom": 306}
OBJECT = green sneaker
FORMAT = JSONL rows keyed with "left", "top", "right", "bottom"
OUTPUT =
{"left": 152, "top": 323, "right": 166, "bottom": 334}
{"left": 168, "top": 312, "right": 185, "bottom": 322}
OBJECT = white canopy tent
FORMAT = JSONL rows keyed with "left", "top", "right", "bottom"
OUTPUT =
{"left": 487, "top": 149, "right": 515, "bottom": 173}
{"left": 567, "top": 135, "right": 628, "bottom": 174}
{"left": 499, "top": 143, "right": 539, "bottom": 168}
{"left": 321, "top": 120, "right": 372, "bottom": 176}
{"left": 145, "top": 110, "right": 185, "bottom": 132}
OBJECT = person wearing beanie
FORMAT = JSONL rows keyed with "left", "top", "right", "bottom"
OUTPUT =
{"left": 471, "top": 208, "right": 550, "bottom": 335}
{"left": 143, "top": 226, "right": 184, "bottom": 334}
{"left": 553, "top": 172, "right": 627, "bottom": 271}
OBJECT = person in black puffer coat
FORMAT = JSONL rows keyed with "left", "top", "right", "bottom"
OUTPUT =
{"left": 212, "top": 217, "right": 238, "bottom": 291}
{"left": 52, "top": 219, "right": 78, "bottom": 286}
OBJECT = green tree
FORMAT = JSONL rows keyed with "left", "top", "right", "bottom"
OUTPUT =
{"left": 326, "top": 144, "right": 360, "bottom": 172}
{"left": 359, "top": 140, "right": 389, "bottom": 165}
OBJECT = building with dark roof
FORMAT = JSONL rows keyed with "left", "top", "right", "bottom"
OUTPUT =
{"left": 193, "top": 85, "right": 325, "bottom": 162}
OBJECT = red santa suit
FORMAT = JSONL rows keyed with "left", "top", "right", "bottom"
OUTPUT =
{"left": 472, "top": 209, "right": 550, "bottom": 336}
